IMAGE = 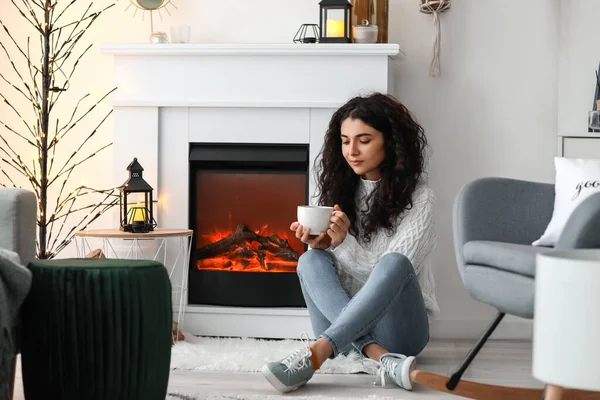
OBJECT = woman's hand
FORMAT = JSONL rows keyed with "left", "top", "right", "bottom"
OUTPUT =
{"left": 328, "top": 204, "right": 351, "bottom": 248}
{"left": 290, "top": 221, "right": 332, "bottom": 249}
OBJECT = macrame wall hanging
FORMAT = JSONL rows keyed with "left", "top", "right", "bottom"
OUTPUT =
{"left": 419, "top": 0, "right": 451, "bottom": 77}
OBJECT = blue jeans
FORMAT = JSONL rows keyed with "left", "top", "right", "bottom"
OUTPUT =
{"left": 297, "top": 250, "right": 429, "bottom": 358}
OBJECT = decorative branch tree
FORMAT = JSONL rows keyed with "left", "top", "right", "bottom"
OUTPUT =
{"left": 0, "top": 0, "right": 119, "bottom": 259}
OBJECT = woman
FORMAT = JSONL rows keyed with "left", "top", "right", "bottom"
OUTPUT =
{"left": 261, "top": 93, "right": 439, "bottom": 393}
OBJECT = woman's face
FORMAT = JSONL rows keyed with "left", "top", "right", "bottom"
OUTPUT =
{"left": 340, "top": 117, "right": 385, "bottom": 180}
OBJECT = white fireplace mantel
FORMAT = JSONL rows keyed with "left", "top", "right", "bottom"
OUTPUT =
{"left": 102, "top": 43, "right": 400, "bottom": 338}
{"left": 100, "top": 43, "right": 400, "bottom": 108}
{"left": 100, "top": 43, "right": 402, "bottom": 56}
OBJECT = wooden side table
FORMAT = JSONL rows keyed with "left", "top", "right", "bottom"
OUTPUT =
{"left": 75, "top": 228, "right": 193, "bottom": 341}
{"left": 534, "top": 250, "right": 600, "bottom": 399}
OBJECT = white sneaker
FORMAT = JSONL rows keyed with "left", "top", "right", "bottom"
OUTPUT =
{"left": 261, "top": 333, "right": 315, "bottom": 393}
{"left": 375, "top": 353, "right": 416, "bottom": 390}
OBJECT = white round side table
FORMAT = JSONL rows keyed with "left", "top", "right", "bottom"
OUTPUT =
{"left": 75, "top": 228, "right": 193, "bottom": 341}
{"left": 534, "top": 249, "right": 600, "bottom": 399}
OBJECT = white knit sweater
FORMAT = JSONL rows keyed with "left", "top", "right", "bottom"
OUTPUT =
{"left": 329, "top": 179, "right": 440, "bottom": 318}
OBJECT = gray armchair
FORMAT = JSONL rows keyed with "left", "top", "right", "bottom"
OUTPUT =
{"left": 445, "top": 177, "right": 600, "bottom": 393}
{"left": 453, "top": 178, "right": 555, "bottom": 319}
{"left": 0, "top": 188, "right": 36, "bottom": 400}
{"left": 0, "top": 188, "right": 36, "bottom": 265}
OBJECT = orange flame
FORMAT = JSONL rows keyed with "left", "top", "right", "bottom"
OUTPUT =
{"left": 197, "top": 225, "right": 300, "bottom": 273}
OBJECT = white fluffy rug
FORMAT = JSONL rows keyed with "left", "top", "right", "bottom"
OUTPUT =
{"left": 170, "top": 335, "right": 376, "bottom": 375}
{"left": 167, "top": 395, "right": 398, "bottom": 400}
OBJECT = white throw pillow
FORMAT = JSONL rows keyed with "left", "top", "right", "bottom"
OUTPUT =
{"left": 533, "top": 157, "right": 600, "bottom": 247}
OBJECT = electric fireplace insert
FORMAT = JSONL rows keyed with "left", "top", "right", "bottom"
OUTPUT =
{"left": 188, "top": 143, "right": 309, "bottom": 307}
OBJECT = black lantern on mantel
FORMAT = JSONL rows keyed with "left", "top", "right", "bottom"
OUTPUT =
{"left": 120, "top": 158, "right": 157, "bottom": 233}
{"left": 293, "top": 24, "right": 320, "bottom": 43}
{"left": 319, "top": 0, "right": 352, "bottom": 43}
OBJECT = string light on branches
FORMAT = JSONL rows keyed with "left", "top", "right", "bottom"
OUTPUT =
{"left": 0, "top": 0, "right": 120, "bottom": 259}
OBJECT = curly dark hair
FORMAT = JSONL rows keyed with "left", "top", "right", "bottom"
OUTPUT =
{"left": 315, "top": 93, "right": 428, "bottom": 242}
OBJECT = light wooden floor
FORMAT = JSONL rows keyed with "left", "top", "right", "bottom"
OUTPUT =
{"left": 13, "top": 339, "right": 543, "bottom": 399}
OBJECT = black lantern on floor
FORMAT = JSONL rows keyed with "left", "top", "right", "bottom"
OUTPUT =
{"left": 319, "top": 0, "right": 352, "bottom": 43}
{"left": 120, "top": 158, "right": 157, "bottom": 233}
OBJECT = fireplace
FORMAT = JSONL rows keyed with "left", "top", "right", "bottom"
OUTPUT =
{"left": 104, "top": 43, "right": 398, "bottom": 337}
{"left": 188, "top": 143, "right": 309, "bottom": 307}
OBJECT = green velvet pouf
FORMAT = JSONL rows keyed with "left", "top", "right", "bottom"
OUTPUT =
{"left": 20, "top": 259, "right": 172, "bottom": 400}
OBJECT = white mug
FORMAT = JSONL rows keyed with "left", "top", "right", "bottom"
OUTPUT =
{"left": 297, "top": 206, "right": 338, "bottom": 235}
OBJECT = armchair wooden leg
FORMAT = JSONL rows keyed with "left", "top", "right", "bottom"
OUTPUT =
{"left": 411, "top": 369, "right": 544, "bottom": 400}
{"left": 9, "top": 355, "right": 16, "bottom": 400}
{"left": 412, "top": 311, "right": 541, "bottom": 400}
{"left": 411, "top": 371, "right": 600, "bottom": 400}
{"left": 446, "top": 311, "right": 505, "bottom": 390}
{"left": 544, "top": 385, "right": 564, "bottom": 400}
{"left": 411, "top": 311, "right": 600, "bottom": 399}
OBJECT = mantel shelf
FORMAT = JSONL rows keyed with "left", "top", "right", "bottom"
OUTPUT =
{"left": 559, "top": 132, "right": 600, "bottom": 138}
{"left": 99, "top": 43, "right": 402, "bottom": 57}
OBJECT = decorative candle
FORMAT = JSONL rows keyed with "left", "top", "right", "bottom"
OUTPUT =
{"left": 326, "top": 19, "right": 345, "bottom": 38}
{"left": 353, "top": 20, "right": 378, "bottom": 43}
{"left": 131, "top": 206, "right": 147, "bottom": 222}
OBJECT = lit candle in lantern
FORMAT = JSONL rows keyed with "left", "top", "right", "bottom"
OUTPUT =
{"left": 131, "top": 206, "right": 146, "bottom": 222}
{"left": 326, "top": 19, "right": 345, "bottom": 38}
